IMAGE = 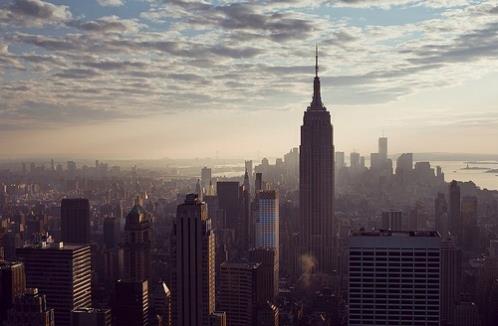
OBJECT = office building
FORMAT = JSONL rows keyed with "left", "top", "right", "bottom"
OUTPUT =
{"left": 350, "top": 152, "right": 360, "bottom": 170}
{"left": 103, "top": 217, "right": 119, "bottom": 249}
{"left": 381, "top": 211, "right": 402, "bottom": 231}
{"left": 448, "top": 180, "right": 461, "bottom": 241}
{"left": 219, "top": 262, "right": 263, "bottom": 326}
{"left": 461, "top": 196, "right": 479, "bottom": 251}
{"left": 0, "top": 261, "right": 26, "bottom": 323}
{"left": 255, "top": 173, "right": 263, "bottom": 193}
{"left": 61, "top": 198, "right": 90, "bottom": 244}
{"left": 17, "top": 243, "right": 92, "bottom": 326}
{"left": 216, "top": 181, "right": 240, "bottom": 230}
{"left": 122, "top": 203, "right": 152, "bottom": 281}
{"left": 171, "top": 194, "right": 215, "bottom": 326}
{"left": 4, "top": 288, "right": 55, "bottom": 326}
{"left": 249, "top": 247, "right": 279, "bottom": 301}
{"left": 348, "top": 230, "right": 441, "bottom": 326}
{"left": 335, "top": 151, "right": 345, "bottom": 169}
{"left": 378, "top": 137, "right": 388, "bottom": 161}
{"left": 396, "top": 153, "right": 413, "bottom": 175}
{"left": 209, "top": 312, "right": 227, "bottom": 326}
{"left": 440, "top": 240, "right": 462, "bottom": 325}
{"left": 255, "top": 190, "right": 279, "bottom": 254}
{"left": 151, "top": 282, "right": 172, "bottom": 326}
{"left": 435, "top": 193, "right": 449, "bottom": 239}
{"left": 201, "top": 167, "right": 212, "bottom": 190}
{"left": 453, "top": 302, "right": 481, "bottom": 326}
{"left": 113, "top": 279, "right": 149, "bottom": 326}
{"left": 299, "top": 47, "right": 335, "bottom": 273}
{"left": 257, "top": 302, "right": 279, "bottom": 326}
{"left": 71, "top": 308, "right": 111, "bottom": 326}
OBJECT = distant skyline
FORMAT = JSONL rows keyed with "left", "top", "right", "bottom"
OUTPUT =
{"left": 1, "top": 0, "right": 498, "bottom": 159}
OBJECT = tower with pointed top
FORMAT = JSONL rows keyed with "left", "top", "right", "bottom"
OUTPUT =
{"left": 299, "top": 46, "right": 335, "bottom": 273}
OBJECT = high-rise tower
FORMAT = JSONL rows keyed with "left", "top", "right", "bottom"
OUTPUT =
{"left": 299, "top": 46, "right": 335, "bottom": 273}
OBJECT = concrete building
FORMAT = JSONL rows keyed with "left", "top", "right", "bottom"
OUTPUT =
{"left": 60, "top": 198, "right": 90, "bottom": 244}
{"left": 113, "top": 279, "right": 149, "bottom": 326}
{"left": 381, "top": 211, "right": 402, "bottom": 231}
{"left": 4, "top": 288, "right": 55, "bottom": 326}
{"left": 71, "top": 308, "right": 111, "bottom": 326}
{"left": 348, "top": 230, "right": 441, "bottom": 326}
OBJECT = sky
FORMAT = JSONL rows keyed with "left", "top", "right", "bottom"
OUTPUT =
{"left": 1, "top": 0, "right": 498, "bottom": 160}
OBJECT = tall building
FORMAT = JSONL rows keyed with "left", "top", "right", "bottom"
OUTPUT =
{"left": 245, "top": 160, "right": 253, "bottom": 184}
{"left": 348, "top": 230, "right": 441, "bottom": 326}
{"left": 255, "top": 190, "right": 279, "bottom": 255}
{"left": 257, "top": 302, "right": 279, "bottom": 326}
{"left": 461, "top": 196, "right": 479, "bottom": 251}
{"left": 335, "top": 151, "right": 345, "bottom": 169}
{"left": 201, "top": 167, "right": 212, "bottom": 190}
{"left": 299, "top": 47, "right": 335, "bottom": 273}
{"left": 435, "top": 193, "right": 449, "bottom": 239}
{"left": 241, "top": 171, "right": 252, "bottom": 252}
{"left": 448, "top": 180, "right": 461, "bottom": 241}
{"left": 350, "top": 152, "right": 360, "bottom": 170}
{"left": 255, "top": 173, "right": 263, "bottom": 193}
{"left": 4, "top": 288, "right": 55, "bottom": 326}
{"left": 378, "top": 137, "right": 388, "bottom": 161}
{"left": 60, "top": 198, "right": 90, "bottom": 244}
{"left": 0, "top": 261, "right": 26, "bottom": 323}
{"left": 440, "top": 240, "right": 462, "bottom": 325}
{"left": 396, "top": 153, "right": 413, "bottom": 175}
{"left": 16, "top": 243, "right": 92, "bottom": 326}
{"left": 171, "top": 194, "right": 215, "bottom": 326}
{"left": 219, "top": 262, "right": 264, "bottom": 326}
{"left": 380, "top": 211, "right": 402, "bottom": 231}
{"left": 151, "top": 282, "right": 172, "bottom": 326}
{"left": 122, "top": 203, "right": 152, "bottom": 281}
{"left": 113, "top": 279, "right": 149, "bottom": 326}
{"left": 71, "top": 308, "right": 111, "bottom": 326}
{"left": 249, "top": 248, "right": 279, "bottom": 301}
{"left": 216, "top": 181, "right": 240, "bottom": 230}
{"left": 103, "top": 217, "right": 119, "bottom": 249}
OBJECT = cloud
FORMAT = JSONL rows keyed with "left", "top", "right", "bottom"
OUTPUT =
{"left": 69, "top": 15, "right": 141, "bottom": 33}
{"left": 96, "top": 0, "right": 124, "bottom": 7}
{"left": 0, "top": 0, "right": 72, "bottom": 26}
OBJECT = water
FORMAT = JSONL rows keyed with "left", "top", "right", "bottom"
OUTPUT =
{"left": 426, "top": 161, "right": 498, "bottom": 191}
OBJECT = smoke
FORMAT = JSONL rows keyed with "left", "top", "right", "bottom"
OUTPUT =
{"left": 298, "top": 254, "right": 316, "bottom": 288}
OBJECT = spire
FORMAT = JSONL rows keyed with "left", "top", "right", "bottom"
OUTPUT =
{"left": 310, "top": 44, "right": 324, "bottom": 110}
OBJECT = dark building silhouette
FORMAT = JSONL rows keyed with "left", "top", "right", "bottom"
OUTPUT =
{"left": 171, "top": 194, "right": 215, "bottom": 326}
{"left": 0, "top": 261, "right": 26, "bottom": 323}
{"left": 249, "top": 247, "right": 279, "bottom": 302}
{"left": 448, "top": 180, "right": 461, "bottom": 241}
{"left": 218, "top": 262, "right": 264, "bottom": 326}
{"left": 103, "top": 217, "right": 119, "bottom": 249}
{"left": 122, "top": 203, "right": 151, "bottom": 281}
{"left": 71, "top": 308, "right": 111, "bottom": 326}
{"left": 209, "top": 312, "right": 227, "bottom": 326}
{"left": 151, "top": 281, "right": 172, "bottom": 326}
{"left": 299, "top": 47, "right": 335, "bottom": 273}
{"left": 256, "top": 302, "right": 279, "bottom": 326}
{"left": 16, "top": 243, "right": 92, "bottom": 326}
{"left": 4, "top": 288, "right": 55, "bottom": 326}
{"left": 216, "top": 181, "right": 240, "bottom": 229}
{"left": 113, "top": 279, "right": 149, "bottom": 326}
{"left": 60, "top": 198, "right": 90, "bottom": 244}
{"left": 435, "top": 193, "right": 449, "bottom": 239}
{"left": 440, "top": 240, "right": 462, "bottom": 325}
{"left": 255, "top": 173, "right": 263, "bottom": 193}
{"left": 381, "top": 211, "right": 402, "bottom": 231}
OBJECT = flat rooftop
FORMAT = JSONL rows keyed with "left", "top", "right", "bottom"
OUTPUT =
{"left": 351, "top": 230, "right": 440, "bottom": 238}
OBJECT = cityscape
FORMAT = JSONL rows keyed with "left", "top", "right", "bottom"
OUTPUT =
{"left": 1, "top": 1, "right": 498, "bottom": 326}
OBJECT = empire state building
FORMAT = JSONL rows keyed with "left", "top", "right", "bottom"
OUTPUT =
{"left": 299, "top": 47, "right": 335, "bottom": 273}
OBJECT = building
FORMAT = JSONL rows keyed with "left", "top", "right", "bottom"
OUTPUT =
{"left": 396, "top": 153, "right": 413, "bottom": 176}
{"left": 216, "top": 181, "right": 240, "bottom": 230}
{"left": 218, "top": 262, "right": 263, "bottom": 326}
{"left": 335, "top": 152, "right": 345, "bottom": 169}
{"left": 113, "top": 279, "right": 149, "bottom": 326}
{"left": 448, "top": 180, "right": 461, "bottom": 241}
{"left": 348, "top": 230, "right": 441, "bottom": 326}
{"left": 151, "top": 281, "right": 172, "bottom": 326}
{"left": 350, "top": 152, "right": 360, "bottom": 170}
{"left": 440, "top": 240, "right": 462, "bottom": 325}
{"left": 16, "top": 243, "right": 92, "bottom": 326}
{"left": 381, "top": 211, "right": 402, "bottom": 231}
{"left": 435, "top": 193, "right": 449, "bottom": 239}
{"left": 201, "top": 167, "right": 212, "bottom": 190}
{"left": 71, "top": 308, "right": 111, "bottom": 326}
{"left": 461, "top": 196, "right": 479, "bottom": 251}
{"left": 249, "top": 248, "right": 279, "bottom": 301}
{"left": 103, "top": 217, "right": 119, "bottom": 249}
{"left": 257, "top": 302, "right": 279, "bottom": 326}
{"left": 171, "top": 194, "right": 215, "bottom": 326}
{"left": 255, "top": 173, "right": 263, "bottom": 193}
{"left": 299, "top": 47, "right": 335, "bottom": 273}
{"left": 209, "top": 312, "right": 227, "bottom": 326}
{"left": 378, "top": 137, "right": 388, "bottom": 160}
{"left": 0, "top": 261, "right": 26, "bottom": 323}
{"left": 60, "top": 198, "right": 90, "bottom": 244}
{"left": 122, "top": 203, "right": 152, "bottom": 281}
{"left": 4, "top": 288, "right": 55, "bottom": 326}
{"left": 453, "top": 301, "right": 481, "bottom": 326}
{"left": 255, "top": 190, "right": 279, "bottom": 256}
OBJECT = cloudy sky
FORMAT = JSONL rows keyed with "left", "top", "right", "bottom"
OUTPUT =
{"left": 1, "top": 0, "right": 498, "bottom": 159}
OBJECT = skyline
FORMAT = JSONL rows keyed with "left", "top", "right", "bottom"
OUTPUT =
{"left": 1, "top": 0, "right": 498, "bottom": 159}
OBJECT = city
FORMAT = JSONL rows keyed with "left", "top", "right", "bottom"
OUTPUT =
{"left": 1, "top": 1, "right": 498, "bottom": 326}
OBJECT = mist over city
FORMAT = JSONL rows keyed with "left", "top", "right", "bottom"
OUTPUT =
{"left": 1, "top": 1, "right": 498, "bottom": 326}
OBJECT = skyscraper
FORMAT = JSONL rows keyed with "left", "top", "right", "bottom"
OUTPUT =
{"left": 218, "top": 262, "right": 264, "bottom": 326}
{"left": 113, "top": 279, "right": 149, "bottom": 326}
{"left": 201, "top": 167, "right": 212, "bottom": 190}
{"left": 71, "top": 308, "right": 112, "bottom": 326}
{"left": 216, "top": 181, "right": 240, "bottom": 230}
{"left": 255, "top": 190, "right": 279, "bottom": 254}
{"left": 435, "top": 193, "right": 449, "bottom": 239}
{"left": 4, "top": 288, "right": 55, "bottom": 326}
{"left": 60, "top": 198, "right": 90, "bottom": 244}
{"left": 299, "top": 47, "right": 335, "bottom": 273}
{"left": 395, "top": 153, "right": 413, "bottom": 176}
{"left": 348, "top": 230, "right": 441, "bottom": 326}
{"left": 171, "top": 194, "right": 215, "bottom": 326}
{"left": 440, "top": 240, "right": 462, "bottom": 325}
{"left": 0, "top": 261, "right": 26, "bottom": 323}
{"left": 17, "top": 243, "right": 92, "bottom": 326}
{"left": 378, "top": 137, "right": 388, "bottom": 161}
{"left": 448, "top": 180, "right": 461, "bottom": 240}
{"left": 335, "top": 151, "right": 345, "bottom": 169}
{"left": 249, "top": 247, "right": 279, "bottom": 301}
{"left": 380, "top": 211, "right": 402, "bottom": 231}
{"left": 122, "top": 203, "right": 152, "bottom": 281}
